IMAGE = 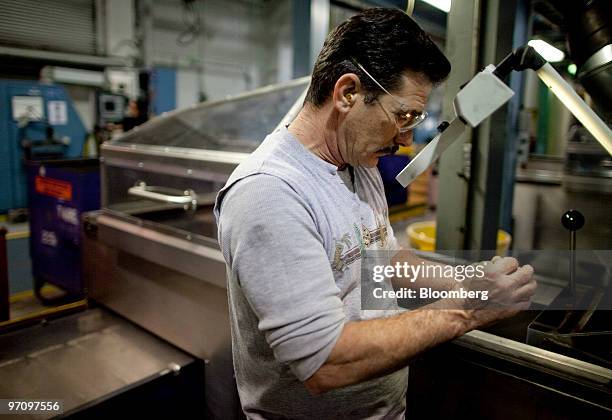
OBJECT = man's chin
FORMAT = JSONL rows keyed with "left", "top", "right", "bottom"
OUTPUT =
{"left": 362, "top": 157, "right": 380, "bottom": 168}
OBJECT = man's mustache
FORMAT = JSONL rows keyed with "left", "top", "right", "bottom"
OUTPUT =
{"left": 377, "top": 145, "right": 400, "bottom": 155}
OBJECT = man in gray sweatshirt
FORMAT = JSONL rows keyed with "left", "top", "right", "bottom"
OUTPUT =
{"left": 214, "top": 8, "right": 536, "bottom": 419}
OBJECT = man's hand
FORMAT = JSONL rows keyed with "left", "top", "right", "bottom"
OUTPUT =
{"left": 461, "top": 256, "right": 536, "bottom": 328}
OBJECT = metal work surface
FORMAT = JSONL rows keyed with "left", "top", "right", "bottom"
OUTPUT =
{"left": 407, "top": 334, "right": 611, "bottom": 418}
{"left": 398, "top": 248, "right": 611, "bottom": 416}
{"left": 0, "top": 308, "right": 195, "bottom": 419}
{"left": 458, "top": 329, "right": 612, "bottom": 385}
{"left": 83, "top": 214, "right": 238, "bottom": 418}
{"left": 390, "top": 232, "right": 611, "bottom": 373}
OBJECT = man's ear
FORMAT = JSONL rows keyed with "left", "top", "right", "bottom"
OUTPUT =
{"left": 333, "top": 73, "right": 361, "bottom": 114}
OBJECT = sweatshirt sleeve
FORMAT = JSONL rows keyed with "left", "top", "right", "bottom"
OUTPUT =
{"left": 217, "top": 174, "right": 346, "bottom": 381}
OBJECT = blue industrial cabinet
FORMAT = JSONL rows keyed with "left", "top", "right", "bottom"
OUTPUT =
{"left": 26, "top": 159, "right": 100, "bottom": 298}
{"left": 0, "top": 80, "right": 87, "bottom": 212}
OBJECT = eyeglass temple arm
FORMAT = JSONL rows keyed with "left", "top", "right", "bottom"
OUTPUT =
{"left": 351, "top": 59, "right": 405, "bottom": 105}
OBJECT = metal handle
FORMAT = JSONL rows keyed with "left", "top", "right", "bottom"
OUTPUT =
{"left": 128, "top": 181, "right": 198, "bottom": 211}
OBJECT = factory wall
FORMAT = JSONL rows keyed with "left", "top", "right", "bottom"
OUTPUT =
{"left": 0, "top": 0, "right": 294, "bottom": 117}
{"left": 149, "top": 0, "right": 293, "bottom": 108}
{"left": 0, "top": 0, "right": 98, "bottom": 55}
{"left": 261, "top": 0, "right": 293, "bottom": 84}
{"left": 104, "top": 0, "right": 137, "bottom": 58}
{"left": 63, "top": 85, "right": 97, "bottom": 132}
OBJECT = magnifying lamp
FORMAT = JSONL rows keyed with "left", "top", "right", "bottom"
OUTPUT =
{"left": 395, "top": 45, "right": 612, "bottom": 187}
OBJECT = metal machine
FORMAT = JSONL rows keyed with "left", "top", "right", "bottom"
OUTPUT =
{"left": 83, "top": 77, "right": 309, "bottom": 418}
{"left": 0, "top": 80, "right": 88, "bottom": 213}
{"left": 564, "top": 126, "right": 612, "bottom": 194}
{"left": 537, "top": 0, "right": 612, "bottom": 193}
{"left": 0, "top": 80, "right": 96, "bottom": 302}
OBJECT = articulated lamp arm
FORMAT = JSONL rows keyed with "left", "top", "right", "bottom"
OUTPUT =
{"left": 396, "top": 45, "right": 612, "bottom": 188}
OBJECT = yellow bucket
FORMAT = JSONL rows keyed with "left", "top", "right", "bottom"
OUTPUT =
{"left": 406, "top": 221, "right": 511, "bottom": 255}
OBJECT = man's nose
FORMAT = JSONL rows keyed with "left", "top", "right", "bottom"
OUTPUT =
{"left": 395, "top": 130, "right": 413, "bottom": 147}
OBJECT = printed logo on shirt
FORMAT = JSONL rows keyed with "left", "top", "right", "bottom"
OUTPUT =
{"left": 332, "top": 218, "right": 389, "bottom": 272}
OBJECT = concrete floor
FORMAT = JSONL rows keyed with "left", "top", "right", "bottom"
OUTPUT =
{"left": 5, "top": 285, "right": 83, "bottom": 322}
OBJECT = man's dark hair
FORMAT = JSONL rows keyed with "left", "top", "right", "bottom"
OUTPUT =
{"left": 305, "top": 8, "right": 451, "bottom": 107}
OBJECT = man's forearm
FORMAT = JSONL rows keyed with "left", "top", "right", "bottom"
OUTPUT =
{"left": 306, "top": 255, "right": 535, "bottom": 394}
{"left": 390, "top": 249, "right": 457, "bottom": 292}
{"left": 304, "top": 307, "right": 473, "bottom": 394}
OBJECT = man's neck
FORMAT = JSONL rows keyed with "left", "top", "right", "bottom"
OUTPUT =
{"left": 288, "top": 104, "right": 345, "bottom": 168}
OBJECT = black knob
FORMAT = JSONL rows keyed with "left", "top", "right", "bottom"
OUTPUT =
{"left": 561, "top": 209, "right": 585, "bottom": 231}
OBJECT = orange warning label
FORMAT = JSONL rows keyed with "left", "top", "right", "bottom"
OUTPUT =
{"left": 35, "top": 176, "right": 72, "bottom": 201}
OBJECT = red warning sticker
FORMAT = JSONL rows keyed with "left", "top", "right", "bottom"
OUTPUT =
{"left": 35, "top": 176, "right": 72, "bottom": 201}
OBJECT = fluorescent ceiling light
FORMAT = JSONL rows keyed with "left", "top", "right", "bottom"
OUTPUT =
{"left": 421, "top": 0, "right": 451, "bottom": 13}
{"left": 528, "top": 39, "right": 565, "bottom": 62}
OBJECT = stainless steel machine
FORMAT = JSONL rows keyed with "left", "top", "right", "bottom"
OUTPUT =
{"left": 83, "top": 77, "right": 309, "bottom": 418}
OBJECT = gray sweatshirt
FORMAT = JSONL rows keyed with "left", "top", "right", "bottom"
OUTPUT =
{"left": 214, "top": 126, "right": 407, "bottom": 419}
